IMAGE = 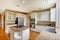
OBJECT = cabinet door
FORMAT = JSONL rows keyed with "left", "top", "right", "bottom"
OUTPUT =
{"left": 37, "top": 11, "right": 50, "bottom": 21}
{"left": 6, "top": 11, "right": 15, "bottom": 20}
{"left": 31, "top": 12, "right": 36, "bottom": 19}
{"left": 50, "top": 8, "right": 56, "bottom": 21}
{"left": 23, "top": 29, "right": 29, "bottom": 40}
{"left": 5, "top": 11, "right": 10, "bottom": 20}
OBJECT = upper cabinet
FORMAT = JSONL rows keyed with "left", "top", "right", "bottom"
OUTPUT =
{"left": 50, "top": 8, "right": 56, "bottom": 22}
{"left": 31, "top": 10, "right": 50, "bottom": 21}
{"left": 31, "top": 12, "right": 36, "bottom": 19}
{"left": 37, "top": 11, "right": 50, "bottom": 21}
{"left": 31, "top": 8, "right": 56, "bottom": 22}
{"left": 4, "top": 9, "right": 28, "bottom": 26}
{"left": 5, "top": 11, "right": 16, "bottom": 21}
{"left": 31, "top": 10, "right": 50, "bottom": 24}
{"left": 31, "top": 10, "right": 49, "bottom": 21}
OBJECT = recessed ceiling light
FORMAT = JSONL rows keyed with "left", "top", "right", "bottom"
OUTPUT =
{"left": 22, "top": 1, "right": 24, "bottom": 3}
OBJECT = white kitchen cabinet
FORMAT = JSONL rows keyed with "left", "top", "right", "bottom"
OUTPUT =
{"left": 4, "top": 10, "right": 28, "bottom": 33}
{"left": 50, "top": 8, "right": 56, "bottom": 22}
{"left": 37, "top": 11, "right": 50, "bottom": 21}
{"left": 31, "top": 11, "right": 50, "bottom": 24}
{"left": 31, "top": 12, "right": 37, "bottom": 24}
{"left": 31, "top": 8, "right": 56, "bottom": 22}
{"left": 10, "top": 27, "right": 30, "bottom": 40}
{"left": 22, "top": 29, "right": 30, "bottom": 40}
{"left": 31, "top": 12, "right": 36, "bottom": 19}
{"left": 5, "top": 11, "right": 16, "bottom": 21}
{"left": 35, "top": 25, "right": 55, "bottom": 32}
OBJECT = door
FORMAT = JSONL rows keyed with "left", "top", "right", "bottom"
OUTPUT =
{"left": 0, "top": 14, "right": 2, "bottom": 27}
{"left": 3, "top": 14, "right": 5, "bottom": 31}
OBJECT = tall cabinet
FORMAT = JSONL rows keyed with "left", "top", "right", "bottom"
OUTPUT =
{"left": 30, "top": 12, "right": 36, "bottom": 28}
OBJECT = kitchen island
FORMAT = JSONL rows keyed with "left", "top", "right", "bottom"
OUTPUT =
{"left": 9, "top": 26, "right": 30, "bottom": 40}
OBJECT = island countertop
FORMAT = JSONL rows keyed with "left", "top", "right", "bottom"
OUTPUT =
{"left": 10, "top": 26, "right": 29, "bottom": 32}
{"left": 9, "top": 26, "right": 30, "bottom": 40}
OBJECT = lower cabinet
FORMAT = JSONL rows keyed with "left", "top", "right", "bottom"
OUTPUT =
{"left": 10, "top": 28, "right": 29, "bottom": 40}
{"left": 22, "top": 29, "right": 30, "bottom": 40}
{"left": 35, "top": 26, "right": 55, "bottom": 32}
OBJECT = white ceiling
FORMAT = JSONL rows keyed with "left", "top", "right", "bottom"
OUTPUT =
{"left": 0, "top": 0, "right": 56, "bottom": 13}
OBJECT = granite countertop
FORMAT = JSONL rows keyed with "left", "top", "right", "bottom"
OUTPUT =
{"left": 36, "top": 21, "right": 56, "bottom": 27}
{"left": 10, "top": 26, "right": 29, "bottom": 32}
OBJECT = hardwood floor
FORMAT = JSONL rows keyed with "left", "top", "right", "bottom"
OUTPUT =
{"left": 0, "top": 27, "right": 39, "bottom": 40}
{"left": 0, "top": 27, "right": 10, "bottom": 40}
{"left": 29, "top": 30, "right": 40, "bottom": 40}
